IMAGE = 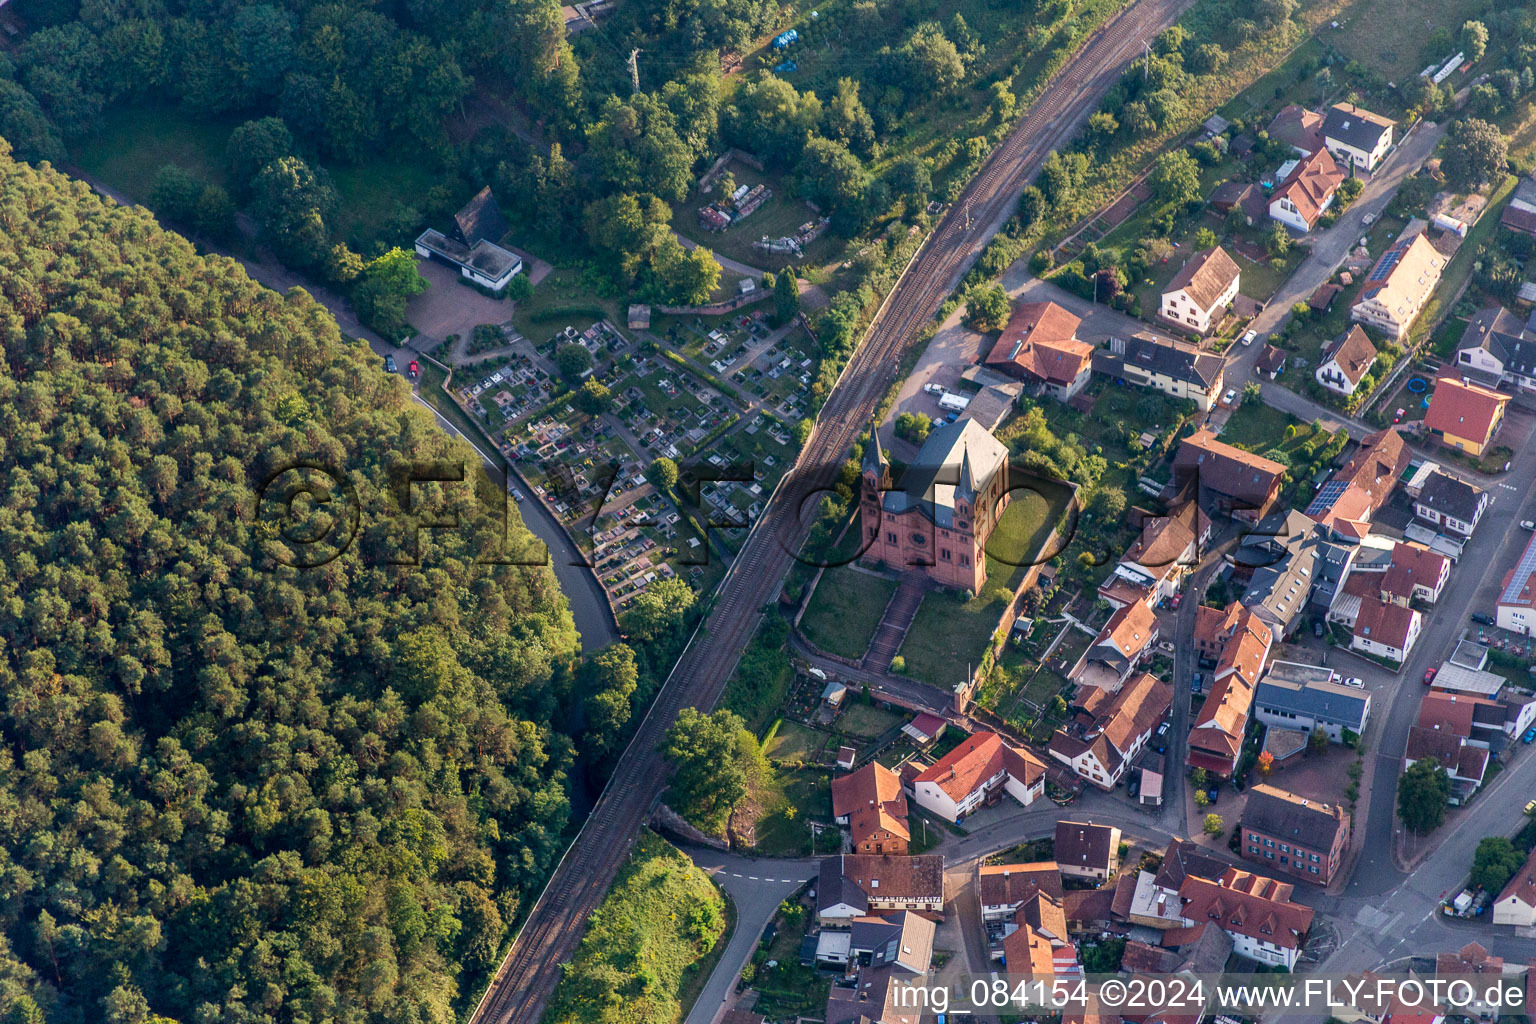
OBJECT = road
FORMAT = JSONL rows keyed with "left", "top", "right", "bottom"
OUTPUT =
{"left": 680, "top": 849, "right": 817, "bottom": 1024}
{"left": 466, "top": 1, "right": 1198, "bottom": 1020}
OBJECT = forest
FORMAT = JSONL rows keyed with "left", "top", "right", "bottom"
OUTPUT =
{"left": 0, "top": 142, "right": 593, "bottom": 1024}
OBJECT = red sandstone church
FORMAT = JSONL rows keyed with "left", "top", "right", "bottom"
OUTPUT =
{"left": 860, "top": 419, "right": 1011, "bottom": 592}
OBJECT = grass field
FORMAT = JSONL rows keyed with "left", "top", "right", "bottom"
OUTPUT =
{"left": 1328, "top": 0, "right": 1487, "bottom": 83}
{"left": 1219, "top": 401, "right": 1327, "bottom": 455}
{"left": 542, "top": 831, "right": 729, "bottom": 1024}
{"left": 764, "top": 720, "right": 829, "bottom": 763}
{"left": 898, "top": 488, "right": 1065, "bottom": 689}
{"left": 329, "top": 158, "right": 440, "bottom": 252}
{"left": 799, "top": 570, "right": 897, "bottom": 660}
{"left": 750, "top": 767, "right": 833, "bottom": 856}
{"left": 72, "top": 106, "right": 235, "bottom": 199}
{"left": 836, "top": 701, "right": 905, "bottom": 739}
{"left": 508, "top": 265, "right": 621, "bottom": 342}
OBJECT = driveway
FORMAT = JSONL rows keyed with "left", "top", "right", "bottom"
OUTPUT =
{"left": 681, "top": 848, "right": 817, "bottom": 1024}
{"left": 406, "top": 260, "right": 517, "bottom": 342}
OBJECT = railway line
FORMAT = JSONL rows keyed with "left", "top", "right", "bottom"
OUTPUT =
{"left": 468, "top": 1, "right": 1193, "bottom": 1020}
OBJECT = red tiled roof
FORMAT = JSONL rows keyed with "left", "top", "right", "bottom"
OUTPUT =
{"left": 1003, "top": 921, "right": 1057, "bottom": 976}
{"left": 1273, "top": 147, "right": 1347, "bottom": 227}
{"left": 1352, "top": 599, "right": 1417, "bottom": 650}
{"left": 1498, "top": 852, "right": 1536, "bottom": 911}
{"left": 979, "top": 862, "right": 1064, "bottom": 907}
{"left": 1175, "top": 430, "right": 1286, "bottom": 503}
{"left": 1502, "top": 205, "right": 1536, "bottom": 235}
{"left": 913, "top": 731, "right": 1045, "bottom": 802}
{"left": 1267, "top": 104, "right": 1325, "bottom": 153}
{"left": 986, "top": 302, "right": 1093, "bottom": 385}
{"left": 1322, "top": 325, "right": 1378, "bottom": 386}
{"left": 1424, "top": 377, "right": 1510, "bottom": 445}
{"left": 1177, "top": 867, "right": 1314, "bottom": 950}
{"left": 1381, "top": 542, "right": 1447, "bottom": 601}
{"left": 1417, "top": 692, "right": 1477, "bottom": 739}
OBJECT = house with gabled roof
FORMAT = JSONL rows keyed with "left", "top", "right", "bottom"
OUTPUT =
{"left": 1423, "top": 376, "right": 1510, "bottom": 457}
{"left": 1352, "top": 231, "right": 1444, "bottom": 341}
{"left": 910, "top": 731, "right": 1045, "bottom": 823}
{"left": 1068, "top": 600, "right": 1159, "bottom": 691}
{"left": 1323, "top": 102, "right": 1395, "bottom": 171}
{"left": 1494, "top": 851, "right": 1536, "bottom": 926}
{"left": 1095, "top": 332, "right": 1226, "bottom": 410}
{"left": 1188, "top": 608, "right": 1270, "bottom": 778}
{"left": 1316, "top": 325, "right": 1379, "bottom": 396}
{"left": 1454, "top": 306, "right": 1536, "bottom": 393}
{"left": 1098, "top": 503, "right": 1209, "bottom": 609}
{"left": 414, "top": 187, "right": 524, "bottom": 294}
{"left": 1268, "top": 104, "right": 1326, "bottom": 155}
{"left": 1351, "top": 598, "right": 1422, "bottom": 664}
{"left": 1413, "top": 470, "right": 1489, "bottom": 538}
{"left": 1304, "top": 427, "right": 1409, "bottom": 541}
{"left": 1048, "top": 672, "right": 1172, "bottom": 790}
{"left": 1176, "top": 867, "right": 1315, "bottom": 968}
{"left": 1174, "top": 429, "right": 1286, "bottom": 524}
{"left": 978, "top": 862, "right": 1064, "bottom": 921}
{"left": 1160, "top": 247, "right": 1241, "bottom": 334}
{"left": 1240, "top": 784, "right": 1350, "bottom": 885}
{"left": 1055, "top": 821, "right": 1122, "bottom": 882}
{"left": 1270, "top": 147, "right": 1347, "bottom": 232}
{"left": 985, "top": 301, "right": 1095, "bottom": 399}
{"left": 832, "top": 763, "right": 910, "bottom": 855}
{"left": 817, "top": 854, "right": 945, "bottom": 924}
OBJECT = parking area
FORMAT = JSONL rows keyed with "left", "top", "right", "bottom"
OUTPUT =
{"left": 406, "top": 260, "right": 518, "bottom": 341}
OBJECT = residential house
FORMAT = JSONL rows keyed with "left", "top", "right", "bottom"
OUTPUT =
{"left": 1494, "top": 853, "right": 1536, "bottom": 927}
{"left": 824, "top": 965, "right": 922, "bottom": 1024}
{"left": 1176, "top": 867, "right": 1316, "bottom": 968}
{"left": 1351, "top": 232, "right": 1445, "bottom": 341}
{"left": 1414, "top": 471, "right": 1490, "bottom": 538}
{"left": 1094, "top": 333, "right": 1226, "bottom": 410}
{"left": 832, "top": 763, "right": 910, "bottom": 856}
{"left": 1268, "top": 104, "right": 1326, "bottom": 155}
{"left": 1098, "top": 503, "right": 1209, "bottom": 608}
{"left": 1270, "top": 147, "right": 1348, "bottom": 232}
{"left": 1304, "top": 427, "right": 1410, "bottom": 541}
{"left": 1454, "top": 306, "right": 1536, "bottom": 394}
{"left": 985, "top": 301, "right": 1096, "bottom": 399}
{"left": 1499, "top": 529, "right": 1536, "bottom": 635}
{"left": 1015, "top": 891, "right": 1071, "bottom": 947}
{"left": 1187, "top": 608, "right": 1270, "bottom": 778}
{"left": 1160, "top": 246, "right": 1242, "bottom": 334}
{"left": 1256, "top": 344, "right": 1288, "bottom": 380}
{"left": 1240, "top": 784, "right": 1351, "bottom": 885}
{"left": 1238, "top": 509, "right": 1330, "bottom": 637}
{"left": 1322, "top": 102, "right": 1396, "bottom": 171}
{"left": 1068, "top": 601, "right": 1159, "bottom": 692}
{"left": 1380, "top": 542, "right": 1451, "bottom": 605}
{"left": 846, "top": 911, "right": 936, "bottom": 973}
{"left": 1423, "top": 377, "right": 1510, "bottom": 457}
{"left": 1116, "top": 839, "right": 1230, "bottom": 930}
{"left": 817, "top": 854, "right": 945, "bottom": 924}
{"left": 414, "top": 188, "right": 524, "bottom": 294}
{"left": 860, "top": 420, "right": 1011, "bottom": 592}
{"left": 1435, "top": 943, "right": 1509, "bottom": 1021}
{"left": 1055, "top": 821, "right": 1123, "bottom": 882}
{"left": 1193, "top": 600, "right": 1245, "bottom": 667}
{"left": 1351, "top": 597, "right": 1422, "bottom": 664}
{"left": 1315, "top": 325, "right": 1379, "bottom": 396}
{"left": 1405, "top": 698, "right": 1489, "bottom": 805}
{"left": 910, "top": 731, "right": 1046, "bottom": 823}
{"left": 978, "top": 862, "right": 1064, "bottom": 922}
{"left": 1174, "top": 430, "right": 1287, "bottom": 524}
{"left": 1001, "top": 920, "right": 1058, "bottom": 978}
{"left": 1255, "top": 660, "right": 1371, "bottom": 741}
{"left": 1048, "top": 672, "right": 1173, "bottom": 790}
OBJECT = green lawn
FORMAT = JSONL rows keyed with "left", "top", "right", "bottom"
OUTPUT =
{"left": 1415, "top": 175, "right": 1518, "bottom": 348}
{"left": 897, "top": 487, "right": 1068, "bottom": 690}
{"left": 764, "top": 720, "right": 829, "bottom": 764}
{"left": 1219, "top": 401, "right": 1327, "bottom": 455}
{"left": 329, "top": 158, "right": 441, "bottom": 252}
{"left": 510, "top": 265, "right": 622, "bottom": 342}
{"left": 73, "top": 105, "right": 235, "bottom": 199}
{"left": 799, "top": 570, "right": 896, "bottom": 660}
{"left": 836, "top": 701, "right": 905, "bottom": 739}
{"left": 750, "top": 767, "right": 834, "bottom": 857}
{"left": 542, "top": 831, "right": 729, "bottom": 1024}
{"left": 722, "top": 618, "right": 797, "bottom": 734}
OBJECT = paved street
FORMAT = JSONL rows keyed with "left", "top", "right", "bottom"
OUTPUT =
{"left": 681, "top": 848, "right": 818, "bottom": 1024}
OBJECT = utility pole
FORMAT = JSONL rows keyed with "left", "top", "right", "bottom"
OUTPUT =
{"left": 628, "top": 48, "right": 642, "bottom": 93}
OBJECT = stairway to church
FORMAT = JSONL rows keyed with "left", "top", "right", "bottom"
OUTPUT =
{"left": 863, "top": 571, "right": 929, "bottom": 674}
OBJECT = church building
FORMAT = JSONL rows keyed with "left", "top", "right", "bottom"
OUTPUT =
{"left": 860, "top": 420, "right": 1011, "bottom": 592}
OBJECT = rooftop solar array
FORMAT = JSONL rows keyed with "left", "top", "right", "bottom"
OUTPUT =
{"left": 1501, "top": 529, "right": 1536, "bottom": 605}
{"left": 1304, "top": 479, "right": 1349, "bottom": 515}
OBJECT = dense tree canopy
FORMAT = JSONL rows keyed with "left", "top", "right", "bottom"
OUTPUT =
{"left": 0, "top": 145, "right": 586, "bottom": 1024}
{"left": 1397, "top": 759, "right": 1451, "bottom": 834}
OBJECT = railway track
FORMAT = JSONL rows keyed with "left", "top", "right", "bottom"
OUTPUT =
{"left": 469, "top": 1, "right": 1193, "bottom": 1020}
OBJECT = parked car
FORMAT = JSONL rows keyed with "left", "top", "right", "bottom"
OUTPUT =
{"left": 1191, "top": 671, "right": 1204, "bottom": 691}
{"left": 1472, "top": 612, "right": 1497, "bottom": 626}
{"left": 384, "top": 353, "right": 397, "bottom": 373}
{"left": 1424, "top": 666, "right": 1438, "bottom": 685}
{"left": 1206, "top": 788, "right": 1219, "bottom": 805}
{"left": 1526, "top": 799, "right": 1536, "bottom": 815}
{"left": 1241, "top": 329, "right": 1258, "bottom": 346}
{"left": 407, "top": 360, "right": 419, "bottom": 379}
{"left": 1341, "top": 676, "right": 1365, "bottom": 689}
{"left": 1157, "top": 721, "right": 1171, "bottom": 738}
{"left": 1313, "top": 620, "right": 1325, "bottom": 638}
{"left": 923, "top": 382, "right": 945, "bottom": 395}
{"left": 1222, "top": 388, "right": 1238, "bottom": 406}
{"left": 511, "top": 487, "right": 524, "bottom": 503}
{"left": 1525, "top": 727, "right": 1536, "bottom": 744}
{"left": 1523, "top": 520, "right": 1535, "bottom": 531}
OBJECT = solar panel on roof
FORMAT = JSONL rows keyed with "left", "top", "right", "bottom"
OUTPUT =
{"left": 1305, "top": 480, "right": 1348, "bottom": 515}
{"left": 1501, "top": 532, "right": 1536, "bottom": 604}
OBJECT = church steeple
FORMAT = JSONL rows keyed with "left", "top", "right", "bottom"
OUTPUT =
{"left": 862, "top": 423, "right": 889, "bottom": 489}
{"left": 956, "top": 444, "right": 977, "bottom": 503}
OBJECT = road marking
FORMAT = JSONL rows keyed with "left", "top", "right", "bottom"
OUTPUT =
{"left": 748, "top": 876, "right": 759, "bottom": 880}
